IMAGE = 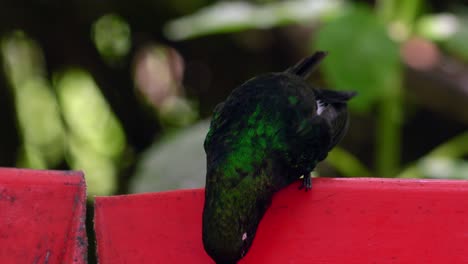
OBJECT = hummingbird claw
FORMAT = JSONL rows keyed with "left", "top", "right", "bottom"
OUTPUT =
{"left": 298, "top": 175, "right": 312, "bottom": 191}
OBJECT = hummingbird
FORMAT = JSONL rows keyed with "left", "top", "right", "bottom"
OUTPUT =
{"left": 202, "top": 51, "right": 356, "bottom": 264}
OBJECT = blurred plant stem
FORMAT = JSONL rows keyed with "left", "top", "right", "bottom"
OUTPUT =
{"left": 374, "top": 0, "right": 422, "bottom": 177}
{"left": 327, "top": 147, "right": 372, "bottom": 177}
{"left": 399, "top": 0, "right": 422, "bottom": 28}
{"left": 376, "top": 0, "right": 396, "bottom": 23}
{"left": 376, "top": 76, "right": 403, "bottom": 177}
{"left": 377, "top": 0, "right": 422, "bottom": 25}
{"left": 376, "top": 0, "right": 404, "bottom": 177}
{"left": 398, "top": 132, "right": 468, "bottom": 178}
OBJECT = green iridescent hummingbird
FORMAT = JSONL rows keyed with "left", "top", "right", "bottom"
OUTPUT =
{"left": 202, "top": 51, "right": 356, "bottom": 264}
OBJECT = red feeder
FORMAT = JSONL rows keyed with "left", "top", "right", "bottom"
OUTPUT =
{"left": 0, "top": 168, "right": 87, "bottom": 263}
{"left": 95, "top": 178, "right": 468, "bottom": 263}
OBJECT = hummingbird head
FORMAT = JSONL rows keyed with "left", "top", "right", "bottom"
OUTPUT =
{"left": 202, "top": 174, "right": 272, "bottom": 264}
{"left": 314, "top": 89, "right": 356, "bottom": 151}
{"left": 202, "top": 204, "right": 261, "bottom": 264}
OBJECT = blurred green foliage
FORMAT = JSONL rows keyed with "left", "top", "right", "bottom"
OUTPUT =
{"left": 315, "top": 5, "right": 401, "bottom": 113}
{"left": 155, "top": 0, "right": 468, "bottom": 183}
{"left": 1, "top": 0, "right": 468, "bottom": 202}
{"left": 55, "top": 69, "right": 126, "bottom": 196}
{"left": 2, "top": 32, "right": 65, "bottom": 169}
{"left": 92, "top": 14, "right": 132, "bottom": 66}
{"left": 164, "top": 0, "right": 344, "bottom": 40}
{"left": 131, "top": 120, "right": 209, "bottom": 193}
{"left": 444, "top": 17, "right": 468, "bottom": 61}
{"left": 315, "top": 5, "right": 403, "bottom": 176}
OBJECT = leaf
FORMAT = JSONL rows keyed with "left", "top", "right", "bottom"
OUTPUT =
{"left": 14, "top": 78, "right": 65, "bottom": 168}
{"left": 55, "top": 69, "right": 126, "bottom": 159}
{"left": 129, "top": 120, "right": 210, "bottom": 193}
{"left": 1, "top": 32, "right": 65, "bottom": 168}
{"left": 444, "top": 17, "right": 468, "bottom": 62}
{"left": 314, "top": 5, "right": 401, "bottom": 113}
{"left": 418, "top": 157, "right": 468, "bottom": 179}
{"left": 55, "top": 69, "right": 127, "bottom": 196}
{"left": 416, "top": 13, "right": 460, "bottom": 41}
{"left": 92, "top": 13, "right": 132, "bottom": 66}
{"left": 416, "top": 12, "right": 468, "bottom": 63}
{"left": 398, "top": 131, "right": 468, "bottom": 178}
{"left": 163, "top": 0, "right": 344, "bottom": 40}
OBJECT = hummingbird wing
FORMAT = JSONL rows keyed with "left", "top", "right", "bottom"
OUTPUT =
{"left": 287, "top": 114, "right": 332, "bottom": 171}
{"left": 285, "top": 51, "right": 328, "bottom": 79}
{"left": 320, "top": 104, "right": 349, "bottom": 151}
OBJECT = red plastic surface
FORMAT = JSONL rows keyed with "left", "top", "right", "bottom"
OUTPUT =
{"left": 95, "top": 178, "right": 468, "bottom": 263}
{"left": 0, "top": 168, "right": 87, "bottom": 263}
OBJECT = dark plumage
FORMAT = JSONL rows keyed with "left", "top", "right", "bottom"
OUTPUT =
{"left": 202, "top": 51, "right": 356, "bottom": 264}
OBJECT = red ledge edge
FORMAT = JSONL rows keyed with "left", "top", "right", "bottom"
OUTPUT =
{"left": 0, "top": 167, "right": 87, "bottom": 264}
{"left": 94, "top": 177, "right": 468, "bottom": 264}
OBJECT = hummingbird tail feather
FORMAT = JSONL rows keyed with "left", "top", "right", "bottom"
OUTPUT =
{"left": 286, "top": 51, "right": 328, "bottom": 79}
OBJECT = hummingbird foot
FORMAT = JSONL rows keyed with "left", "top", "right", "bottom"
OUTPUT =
{"left": 298, "top": 175, "right": 312, "bottom": 191}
